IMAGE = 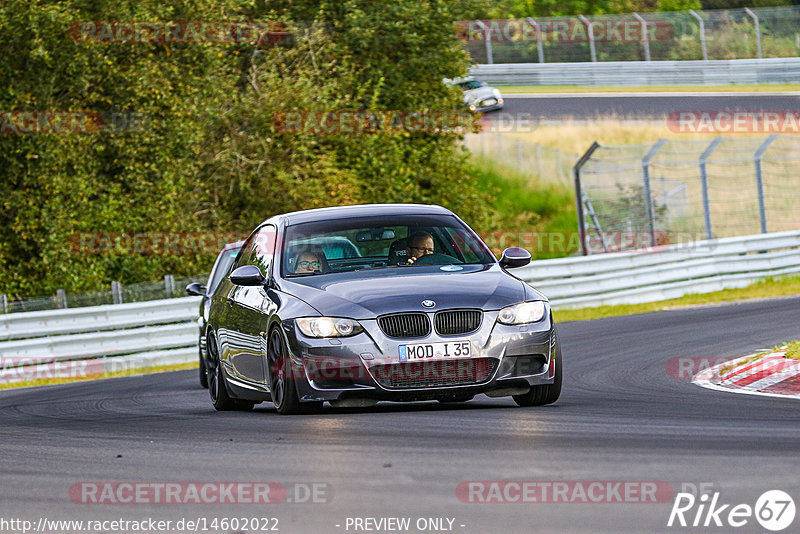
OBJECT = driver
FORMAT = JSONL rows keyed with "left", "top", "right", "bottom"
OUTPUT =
{"left": 405, "top": 232, "right": 435, "bottom": 264}
{"left": 293, "top": 249, "right": 323, "bottom": 274}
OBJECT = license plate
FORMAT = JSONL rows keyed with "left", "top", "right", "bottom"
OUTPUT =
{"left": 483, "top": 98, "right": 497, "bottom": 106}
{"left": 399, "top": 341, "right": 471, "bottom": 362}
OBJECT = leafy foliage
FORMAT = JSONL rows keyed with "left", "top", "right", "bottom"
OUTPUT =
{"left": 1, "top": 0, "right": 493, "bottom": 297}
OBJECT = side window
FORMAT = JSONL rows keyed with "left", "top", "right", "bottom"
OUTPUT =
{"left": 234, "top": 225, "right": 277, "bottom": 275}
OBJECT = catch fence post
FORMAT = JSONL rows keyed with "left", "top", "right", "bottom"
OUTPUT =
{"left": 699, "top": 137, "right": 723, "bottom": 240}
{"left": 754, "top": 134, "right": 778, "bottom": 234}
{"left": 574, "top": 141, "right": 601, "bottom": 255}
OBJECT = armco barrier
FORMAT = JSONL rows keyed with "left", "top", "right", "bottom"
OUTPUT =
{"left": 517, "top": 230, "right": 800, "bottom": 308}
{"left": 470, "top": 58, "right": 800, "bottom": 86}
{"left": 0, "top": 231, "right": 797, "bottom": 380}
{"left": 0, "top": 296, "right": 199, "bottom": 341}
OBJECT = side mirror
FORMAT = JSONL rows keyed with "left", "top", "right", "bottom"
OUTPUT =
{"left": 185, "top": 282, "right": 206, "bottom": 296}
{"left": 499, "top": 247, "right": 531, "bottom": 268}
{"left": 230, "top": 265, "right": 266, "bottom": 286}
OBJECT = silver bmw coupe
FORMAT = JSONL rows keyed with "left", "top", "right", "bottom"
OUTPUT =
{"left": 206, "top": 204, "right": 561, "bottom": 414}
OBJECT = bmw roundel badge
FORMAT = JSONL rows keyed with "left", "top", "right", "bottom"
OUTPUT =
{"left": 422, "top": 300, "right": 435, "bottom": 308}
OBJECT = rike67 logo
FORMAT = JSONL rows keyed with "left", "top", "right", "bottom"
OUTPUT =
{"left": 668, "top": 489, "right": 795, "bottom": 531}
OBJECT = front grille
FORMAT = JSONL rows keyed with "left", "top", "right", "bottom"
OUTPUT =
{"left": 378, "top": 313, "right": 430, "bottom": 339}
{"left": 371, "top": 358, "right": 497, "bottom": 389}
{"left": 435, "top": 309, "right": 482, "bottom": 336}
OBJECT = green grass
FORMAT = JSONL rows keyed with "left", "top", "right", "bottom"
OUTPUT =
{"left": 778, "top": 340, "right": 800, "bottom": 361}
{"left": 497, "top": 84, "right": 800, "bottom": 94}
{"left": 471, "top": 155, "right": 578, "bottom": 260}
{"left": 0, "top": 361, "right": 196, "bottom": 390}
{"left": 554, "top": 275, "right": 800, "bottom": 323}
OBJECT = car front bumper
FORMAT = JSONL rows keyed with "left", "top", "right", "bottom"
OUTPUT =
{"left": 284, "top": 309, "right": 556, "bottom": 403}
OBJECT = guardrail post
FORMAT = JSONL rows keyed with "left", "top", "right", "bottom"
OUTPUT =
{"left": 475, "top": 20, "right": 493, "bottom": 64}
{"left": 56, "top": 289, "right": 68, "bottom": 309}
{"left": 699, "top": 137, "right": 723, "bottom": 240}
{"left": 0, "top": 294, "right": 7, "bottom": 314}
{"left": 744, "top": 8, "right": 762, "bottom": 59}
{"left": 164, "top": 274, "right": 176, "bottom": 297}
{"left": 574, "top": 141, "right": 601, "bottom": 255}
{"left": 526, "top": 17, "right": 545, "bottom": 63}
{"left": 111, "top": 281, "right": 123, "bottom": 305}
{"left": 632, "top": 13, "right": 651, "bottom": 61}
{"left": 689, "top": 10, "right": 708, "bottom": 61}
{"left": 578, "top": 15, "right": 597, "bottom": 62}
{"left": 754, "top": 134, "right": 778, "bottom": 234}
{"left": 642, "top": 139, "right": 668, "bottom": 247}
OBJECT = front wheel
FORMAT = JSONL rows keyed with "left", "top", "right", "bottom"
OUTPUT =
{"left": 513, "top": 330, "right": 562, "bottom": 407}
{"left": 267, "top": 329, "right": 306, "bottom": 415}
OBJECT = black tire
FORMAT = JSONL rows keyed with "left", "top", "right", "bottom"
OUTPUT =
{"left": 198, "top": 344, "right": 209, "bottom": 389}
{"left": 208, "top": 338, "right": 253, "bottom": 411}
{"left": 513, "top": 329, "right": 562, "bottom": 407}
{"left": 267, "top": 328, "right": 306, "bottom": 415}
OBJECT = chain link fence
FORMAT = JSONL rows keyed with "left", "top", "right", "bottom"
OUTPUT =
{"left": 463, "top": 6, "right": 800, "bottom": 64}
{"left": 465, "top": 132, "right": 576, "bottom": 186}
{"left": 575, "top": 135, "right": 800, "bottom": 254}
{"left": 0, "top": 275, "right": 206, "bottom": 314}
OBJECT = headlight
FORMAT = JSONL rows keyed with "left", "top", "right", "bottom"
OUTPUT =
{"left": 497, "top": 301, "right": 546, "bottom": 325}
{"left": 295, "top": 317, "right": 363, "bottom": 338}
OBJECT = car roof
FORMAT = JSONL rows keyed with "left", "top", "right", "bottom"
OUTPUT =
{"left": 274, "top": 203, "right": 454, "bottom": 226}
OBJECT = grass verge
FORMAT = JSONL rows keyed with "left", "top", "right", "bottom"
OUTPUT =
{"left": 554, "top": 275, "right": 800, "bottom": 322}
{"left": 471, "top": 154, "right": 578, "bottom": 259}
{"left": 0, "top": 361, "right": 196, "bottom": 390}
{"left": 497, "top": 84, "right": 800, "bottom": 94}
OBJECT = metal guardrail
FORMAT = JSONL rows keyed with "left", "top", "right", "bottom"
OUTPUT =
{"left": 470, "top": 58, "right": 800, "bottom": 86}
{"left": 516, "top": 230, "right": 800, "bottom": 308}
{"left": 1, "top": 231, "right": 797, "bottom": 382}
{"left": 0, "top": 296, "right": 200, "bottom": 341}
{"left": 0, "top": 297, "right": 200, "bottom": 383}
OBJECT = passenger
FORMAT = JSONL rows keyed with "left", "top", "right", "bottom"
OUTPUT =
{"left": 293, "top": 250, "right": 323, "bottom": 274}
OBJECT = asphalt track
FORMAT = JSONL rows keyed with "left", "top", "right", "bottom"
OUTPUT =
{"left": 502, "top": 93, "right": 800, "bottom": 118}
{"left": 1, "top": 296, "right": 799, "bottom": 534}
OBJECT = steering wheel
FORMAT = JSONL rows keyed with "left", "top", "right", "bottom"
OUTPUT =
{"left": 412, "top": 253, "right": 461, "bottom": 265}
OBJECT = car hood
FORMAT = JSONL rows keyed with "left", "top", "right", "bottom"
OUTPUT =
{"left": 463, "top": 86, "right": 498, "bottom": 104}
{"left": 280, "top": 264, "right": 543, "bottom": 319}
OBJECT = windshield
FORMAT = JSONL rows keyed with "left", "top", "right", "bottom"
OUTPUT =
{"left": 282, "top": 214, "right": 495, "bottom": 277}
{"left": 458, "top": 80, "right": 484, "bottom": 90}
